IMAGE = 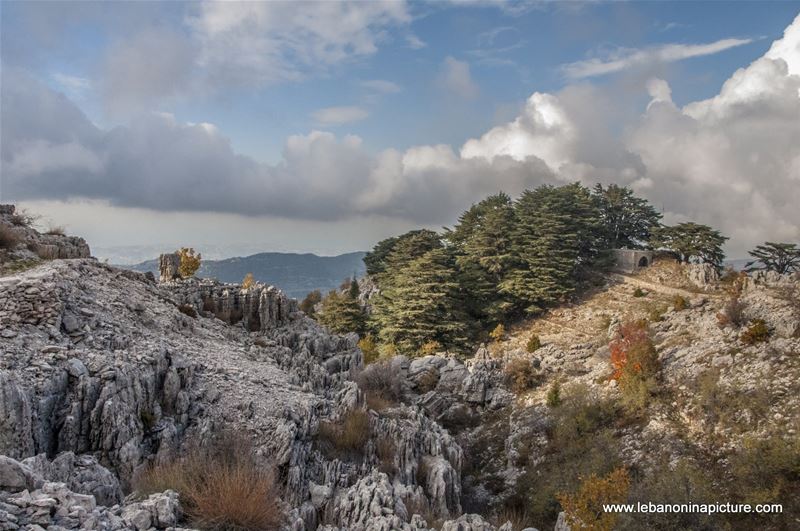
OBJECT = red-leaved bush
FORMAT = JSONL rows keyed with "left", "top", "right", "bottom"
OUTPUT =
{"left": 609, "top": 320, "right": 658, "bottom": 381}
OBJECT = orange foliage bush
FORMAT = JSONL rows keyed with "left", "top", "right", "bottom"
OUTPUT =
{"left": 558, "top": 467, "right": 630, "bottom": 531}
{"left": 609, "top": 320, "right": 658, "bottom": 381}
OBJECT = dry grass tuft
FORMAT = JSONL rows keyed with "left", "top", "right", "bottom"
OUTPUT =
{"left": 317, "top": 409, "right": 371, "bottom": 458}
{"left": 132, "top": 432, "right": 283, "bottom": 530}
{"left": 0, "top": 224, "right": 21, "bottom": 250}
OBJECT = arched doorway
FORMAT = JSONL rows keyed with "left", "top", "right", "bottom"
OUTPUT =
{"left": 638, "top": 256, "right": 649, "bottom": 268}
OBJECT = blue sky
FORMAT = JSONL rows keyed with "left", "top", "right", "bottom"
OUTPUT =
{"left": 1, "top": 1, "right": 799, "bottom": 260}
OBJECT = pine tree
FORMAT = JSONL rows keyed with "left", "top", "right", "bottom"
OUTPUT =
{"left": 745, "top": 242, "right": 800, "bottom": 274}
{"left": 592, "top": 184, "right": 661, "bottom": 249}
{"left": 500, "top": 183, "right": 602, "bottom": 314}
{"left": 317, "top": 290, "right": 366, "bottom": 335}
{"left": 445, "top": 192, "right": 516, "bottom": 324}
{"left": 650, "top": 223, "right": 728, "bottom": 268}
{"left": 373, "top": 248, "right": 469, "bottom": 355}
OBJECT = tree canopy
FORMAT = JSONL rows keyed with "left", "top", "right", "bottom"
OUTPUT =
{"left": 592, "top": 184, "right": 662, "bottom": 249}
{"left": 650, "top": 222, "right": 728, "bottom": 268}
{"left": 746, "top": 242, "right": 800, "bottom": 274}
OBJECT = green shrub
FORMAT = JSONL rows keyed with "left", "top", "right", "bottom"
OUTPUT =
{"left": 526, "top": 335, "right": 542, "bottom": 353}
{"left": 490, "top": 324, "right": 506, "bottom": 342}
{"left": 546, "top": 379, "right": 561, "bottom": 408}
{"left": 633, "top": 287, "right": 645, "bottom": 297}
{"left": 358, "top": 335, "right": 380, "bottom": 364}
{"left": 741, "top": 319, "right": 770, "bottom": 344}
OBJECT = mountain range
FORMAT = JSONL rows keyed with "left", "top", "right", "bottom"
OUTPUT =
{"left": 121, "top": 251, "right": 366, "bottom": 299}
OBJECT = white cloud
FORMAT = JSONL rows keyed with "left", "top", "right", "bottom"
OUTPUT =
{"left": 562, "top": 37, "right": 755, "bottom": 79}
{"left": 312, "top": 106, "right": 370, "bottom": 125}
{"left": 187, "top": 1, "right": 410, "bottom": 89}
{"left": 361, "top": 79, "right": 402, "bottom": 93}
{"left": 3, "top": 14, "right": 800, "bottom": 256}
{"left": 405, "top": 34, "right": 427, "bottom": 49}
{"left": 437, "top": 56, "right": 480, "bottom": 99}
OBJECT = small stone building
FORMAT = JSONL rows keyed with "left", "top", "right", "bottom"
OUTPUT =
{"left": 612, "top": 249, "right": 654, "bottom": 273}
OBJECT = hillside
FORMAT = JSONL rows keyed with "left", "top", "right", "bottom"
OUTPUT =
{"left": 122, "top": 251, "right": 366, "bottom": 299}
{"left": 1, "top": 205, "right": 799, "bottom": 531}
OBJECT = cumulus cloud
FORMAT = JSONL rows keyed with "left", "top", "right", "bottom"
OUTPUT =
{"left": 562, "top": 37, "right": 755, "bottom": 79}
{"left": 3, "top": 14, "right": 800, "bottom": 255}
{"left": 437, "top": 57, "right": 480, "bottom": 99}
{"left": 312, "top": 106, "right": 370, "bottom": 125}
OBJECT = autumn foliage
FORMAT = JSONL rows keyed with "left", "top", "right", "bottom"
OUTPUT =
{"left": 558, "top": 467, "right": 631, "bottom": 531}
{"left": 178, "top": 247, "right": 202, "bottom": 278}
{"left": 609, "top": 320, "right": 658, "bottom": 381}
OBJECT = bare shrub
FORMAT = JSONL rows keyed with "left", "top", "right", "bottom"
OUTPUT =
{"left": 45, "top": 225, "right": 65, "bottom": 236}
{"left": 132, "top": 432, "right": 283, "bottom": 530}
{"left": 9, "top": 209, "right": 37, "bottom": 227}
{"left": 317, "top": 409, "right": 371, "bottom": 458}
{"left": 504, "top": 357, "right": 539, "bottom": 394}
{"left": 357, "top": 360, "right": 401, "bottom": 405}
{"left": 0, "top": 224, "right": 21, "bottom": 250}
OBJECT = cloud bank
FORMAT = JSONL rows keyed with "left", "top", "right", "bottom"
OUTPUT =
{"left": 2, "top": 15, "right": 799, "bottom": 255}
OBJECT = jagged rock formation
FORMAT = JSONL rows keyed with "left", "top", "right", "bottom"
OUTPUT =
{"left": 0, "top": 205, "right": 90, "bottom": 264}
{"left": 0, "top": 242, "right": 475, "bottom": 529}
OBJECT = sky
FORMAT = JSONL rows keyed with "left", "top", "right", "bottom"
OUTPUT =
{"left": 1, "top": 0, "right": 799, "bottom": 262}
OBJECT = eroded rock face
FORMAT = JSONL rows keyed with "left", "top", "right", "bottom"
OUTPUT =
{"left": 0, "top": 204, "right": 90, "bottom": 261}
{"left": 0, "top": 258, "right": 472, "bottom": 530}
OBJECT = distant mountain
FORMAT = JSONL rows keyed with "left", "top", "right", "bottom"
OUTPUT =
{"left": 121, "top": 251, "right": 366, "bottom": 299}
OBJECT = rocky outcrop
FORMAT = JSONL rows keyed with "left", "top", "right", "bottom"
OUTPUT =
{"left": 0, "top": 454, "right": 184, "bottom": 530}
{"left": 158, "top": 252, "right": 181, "bottom": 282}
{"left": 0, "top": 204, "right": 90, "bottom": 262}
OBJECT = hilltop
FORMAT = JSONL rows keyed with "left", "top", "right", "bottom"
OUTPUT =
{"left": 123, "top": 251, "right": 366, "bottom": 299}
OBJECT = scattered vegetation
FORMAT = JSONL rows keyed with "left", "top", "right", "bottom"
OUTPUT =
{"left": 418, "top": 340, "right": 443, "bottom": 356}
{"left": 633, "top": 287, "right": 645, "bottom": 297}
{"left": 376, "top": 437, "right": 396, "bottom": 475}
{"left": 510, "top": 384, "right": 622, "bottom": 527}
{"left": 557, "top": 467, "right": 630, "bottom": 531}
{"left": 299, "top": 289, "right": 322, "bottom": 316}
{"left": 416, "top": 369, "right": 440, "bottom": 394}
{"left": 132, "top": 432, "right": 283, "bottom": 530}
{"left": 526, "top": 334, "right": 542, "bottom": 353}
{"left": 178, "top": 247, "right": 202, "bottom": 278}
{"left": 741, "top": 318, "right": 770, "bottom": 345}
{"left": 503, "top": 357, "right": 539, "bottom": 394}
{"left": 241, "top": 272, "right": 255, "bottom": 289}
{"left": 316, "top": 409, "right": 371, "bottom": 459}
